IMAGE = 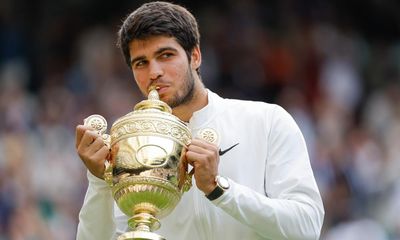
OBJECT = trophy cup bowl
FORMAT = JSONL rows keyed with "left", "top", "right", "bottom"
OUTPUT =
{"left": 84, "top": 89, "right": 192, "bottom": 240}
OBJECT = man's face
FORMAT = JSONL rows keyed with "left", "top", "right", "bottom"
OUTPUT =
{"left": 129, "top": 36, "right": 199, "bottom": 108}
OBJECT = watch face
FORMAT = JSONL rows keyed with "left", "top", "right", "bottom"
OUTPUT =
{"left": 217, "top": 176, "right": 230, "bottom": 189}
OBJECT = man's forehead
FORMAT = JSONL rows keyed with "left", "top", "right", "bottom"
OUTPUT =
{"left": 129, "top": 36, "right": 181, "bottom": 55}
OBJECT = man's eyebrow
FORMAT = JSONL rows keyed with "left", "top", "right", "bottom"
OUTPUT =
{"left": 130, "top": 47, "right": 179, "bottom": 66}
{"left": 130, "top": 55, "right": 145, "bottom": 66}
{"left": 154, "top": 46, "right": 178, "bottom": 55}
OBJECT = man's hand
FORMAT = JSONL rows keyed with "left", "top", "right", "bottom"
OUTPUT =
{"left": 186, "top": 138, "right": 219, "bottom": 195}
{"left": 75, "top": 125, "right": 109, "bottom": 179}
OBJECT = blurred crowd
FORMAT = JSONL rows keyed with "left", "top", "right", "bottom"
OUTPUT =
{"left": 1, "top": 0, "right": 400, "bottom": 239}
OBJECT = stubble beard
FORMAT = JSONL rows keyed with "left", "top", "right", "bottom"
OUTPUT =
{"left": 166, "top": 68, "right": 196, "bottom": 109}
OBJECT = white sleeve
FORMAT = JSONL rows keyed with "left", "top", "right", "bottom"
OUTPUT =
{"left": 213, "top": 105, "right": 324, "bottom": 240}
{"left": 76, "top": 171, "right": 117, "bottom": 240}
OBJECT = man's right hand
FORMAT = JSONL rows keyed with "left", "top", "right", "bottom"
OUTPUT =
{"left": 75, "top": 125, "right": 110, "bottom": 179}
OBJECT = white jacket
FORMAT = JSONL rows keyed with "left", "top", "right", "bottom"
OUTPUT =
{"left": 77, "top": 90, "right": 324, "bottom": 240}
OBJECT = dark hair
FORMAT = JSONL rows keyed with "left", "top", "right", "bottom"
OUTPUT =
{"left": 117, "top": 2, "right": 200, "bottom": 71}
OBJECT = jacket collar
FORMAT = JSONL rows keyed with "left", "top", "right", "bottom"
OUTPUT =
{"left": 188, "top": 89, "right": 224, "bottom": 131}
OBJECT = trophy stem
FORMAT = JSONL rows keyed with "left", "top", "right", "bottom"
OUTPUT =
{"left": 129, "top": 212, "right": 160, "bottom": 232}
{"left": 117, "top": 205, "right": 165, "bottom": 240}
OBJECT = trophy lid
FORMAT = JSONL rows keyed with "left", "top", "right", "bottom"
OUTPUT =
{"left": 110, "top": 87, "right": 191, "bottom": 146}
{"left": 134, "top": 87, "right": 172, "bottom": 113}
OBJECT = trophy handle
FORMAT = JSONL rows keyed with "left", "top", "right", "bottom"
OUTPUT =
{"left": 83, "top": 114, "right": 113, "bottom": 186}
{"left": 104, "top": 157, "right": 113, "bottom": 186}
{"left": 178, "top": 147, "right": 193, "bottom": 192}
{"left": 183, "top": 169, "right": 194, "bottom": 192}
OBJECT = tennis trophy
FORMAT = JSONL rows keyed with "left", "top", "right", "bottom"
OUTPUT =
{"left": 83, "top": 88, "right": 192, "bottom": 240}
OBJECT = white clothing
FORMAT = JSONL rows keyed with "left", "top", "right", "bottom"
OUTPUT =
{"left": 77, "top": 90, "right": 324, "bottom": 240}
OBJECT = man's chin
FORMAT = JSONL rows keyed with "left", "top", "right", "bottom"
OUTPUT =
{"left": 159, "top": 96, "right": 174, "bottom": 107}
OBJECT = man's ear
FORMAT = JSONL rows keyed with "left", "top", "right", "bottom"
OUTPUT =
{"left": 190, "top": 45, "right": 201, "bottom": 70}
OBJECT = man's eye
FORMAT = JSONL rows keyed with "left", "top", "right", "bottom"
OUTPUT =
{"left": 135, "top": 61, "right": 146, "bottom": 68}
{"left": 161, "top": 53, "right": 173, "bottom": 58}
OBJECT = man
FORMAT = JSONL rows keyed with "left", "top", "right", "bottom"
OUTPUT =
{"left": 75, "top": 2, "right": 324, "bottom": 239}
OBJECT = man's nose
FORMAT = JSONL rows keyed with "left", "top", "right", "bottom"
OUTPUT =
{"left": 149, "top": 61, "right": 163, "bottom": 80}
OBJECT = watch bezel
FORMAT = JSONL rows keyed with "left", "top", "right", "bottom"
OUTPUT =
{"left": 216, "top": 175, "right": 230, "bottom": 189}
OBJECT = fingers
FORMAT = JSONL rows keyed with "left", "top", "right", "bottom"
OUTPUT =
{"left": 185, "top": 137, "right": 219, "bottom": 194}
{"left": 75, "top": 124, "right": 109, "bottom": 179}
{"left": 77, "top": 129, "right": 100, "bottom": 151}
{"left": 189, "top": 138, "right": 218, "bottom": 152}
{"left": 93, "top": 145, "right": 111, "bottom": 161}
{"left": 187, "top": 144, "right": 212, "bottom": 155}
{"left": 186, "top": 138, "right": 219, "bottom": 165}
{"left": 186, "top": 151, "right": 209, "bottom": 166}
{"left": 76, "top": 125, "right": 92, "bottom": 149}
{"left": 88, "top": 136, "right": 106, "bottom": 153}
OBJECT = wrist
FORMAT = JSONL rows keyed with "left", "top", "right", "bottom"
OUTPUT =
{"left": 86, "top": 170, "right": 110, "bottom": 189}
{"left": 205, "top": 175, "right": 230, "bottom": 201}
{"left": 204, "top": 181, "right": 218, "bottom": 195}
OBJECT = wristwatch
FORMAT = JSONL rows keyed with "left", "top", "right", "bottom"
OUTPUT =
{"left": 206, "top": 175, "right": 230, "bottom": 201}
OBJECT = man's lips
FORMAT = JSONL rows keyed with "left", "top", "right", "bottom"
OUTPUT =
{"left": 154, "top": 85, "right": 169, "bottom": 95}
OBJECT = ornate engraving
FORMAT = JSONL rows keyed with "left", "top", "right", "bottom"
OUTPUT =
{"left": 111, "top": 118, "right": 190, "bottom": 146}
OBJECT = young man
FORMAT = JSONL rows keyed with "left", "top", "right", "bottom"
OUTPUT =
{"left": 75, "top": 2, "right": 324, "bottom": 239}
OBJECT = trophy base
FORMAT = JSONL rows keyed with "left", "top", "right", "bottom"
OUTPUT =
{"left": 118, "top": 231, "right": 166, "bottom": 240}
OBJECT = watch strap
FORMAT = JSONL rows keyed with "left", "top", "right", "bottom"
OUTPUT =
{"left": 206, "top": 185, "right": 224, "bottom": 201}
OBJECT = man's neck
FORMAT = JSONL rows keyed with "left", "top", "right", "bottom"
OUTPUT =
{"left": 172, "top": 85, "right": 208, "bottom": 122}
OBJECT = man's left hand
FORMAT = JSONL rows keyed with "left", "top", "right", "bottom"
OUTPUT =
{"left": 185, "top": 138, "right": 219, "bottom": 195}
